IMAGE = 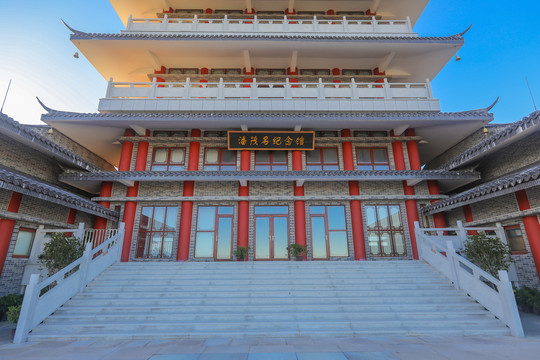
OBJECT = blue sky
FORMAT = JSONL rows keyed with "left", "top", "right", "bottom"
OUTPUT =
{"left": 0, "top": 0, "right": 538, "bottom": 125}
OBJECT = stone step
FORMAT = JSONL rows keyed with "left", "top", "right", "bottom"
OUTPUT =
{"left": 28, "top": 326, "right": 511, "bottom": 342}
{"left": 45, "top": 311, "right": 496, "bottom": 323}
{"left": 27, "top": 261, "right": 511, "bottom": 340}
{"left": 56, "top": 302, "right": 486, "bottom": 314}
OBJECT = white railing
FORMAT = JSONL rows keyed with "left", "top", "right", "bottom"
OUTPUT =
{"left": 13, "top": 223, "right": 125, "bottom": 343}
{"left": 125, "top": 15, "right": 414, "bottom": 35}
{"left": 105, "top": 78, "right": 433, "bottom": 101}
{"left": 414, "top": 222, "right": 524, "bottom": 337}
{"left": 82, "top": 228, "right": 119, "bottom": 249}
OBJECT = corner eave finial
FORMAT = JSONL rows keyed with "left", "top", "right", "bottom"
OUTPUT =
{"left": 486, "top": 97, "right": 500, "bottom": 112}
{"left": 60, "top": 19, "right": 86, "bottom": 36}
{"left": 36, "top": 97, "right": 56, "bottom": 113}
{"left": 456, "top": 24, "right": 473, "bottom": 37}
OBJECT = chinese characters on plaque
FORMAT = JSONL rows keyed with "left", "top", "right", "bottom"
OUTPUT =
{"left": 228, "top": 131, "right": 315, "bottom": 150}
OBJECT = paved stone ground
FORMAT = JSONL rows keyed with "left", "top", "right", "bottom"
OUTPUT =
{"left": 1, "top": 313, "right": 539, "bottom": 360}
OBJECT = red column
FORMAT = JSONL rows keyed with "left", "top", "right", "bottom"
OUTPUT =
{"left": 393, "top": 132, "right": 419, "bottom": 259}
{"left": 515, "top": 190, "right": 540, "bottom": 279}
{"left": 178, "top": 129, "right": 201, "bottom": 261}
{"left": 94, "top": 181, "right": 113, "bottom": 229}
{"left": 0, "top": 192, "right": 23, "bottom": 276}
{"left": 119, "top": 129, "right": 137, "bottom": 262}
{"left": 67, "top": 208, "right": 77, "bottom": 225}
{"left": 238, "top": 150, "right": 250, "bottom": 253}
{"left": 427, "top": 180, "right": 447, "bottom": 228}
{"left": 293, "top": 150, "right": 307, "bottom": 259}
{"left": 341, "top": 129, "right": 365, "bottom": 260}
{"left": 462, "top": 204, "right": 479, "bottom": 235}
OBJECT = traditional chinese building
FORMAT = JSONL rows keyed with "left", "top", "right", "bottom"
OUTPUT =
{"left": 5, "top": 0, "right": 539, "bottom": 342}
{"left": 38, "top": 0, "right": 495, "bottom": 265}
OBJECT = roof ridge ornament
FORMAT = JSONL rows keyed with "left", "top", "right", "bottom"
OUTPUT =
{"left": 36, "top": 97, "right": 57, "bottom": 113}
{"left": 60, "top": 19, "right": 87, "bottom": 36}
{"left": 456, "top": 24, "right": 473, "bottom": 37}
{"left": 454, "top": 97, "right": 499, "bottom": 114}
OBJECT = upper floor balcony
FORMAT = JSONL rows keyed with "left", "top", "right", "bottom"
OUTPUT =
{"left": 123, "top": 14, "right": 415, "bottom": 37}
{"left": 98, "top": 77, "right": 440, "bottom": 113}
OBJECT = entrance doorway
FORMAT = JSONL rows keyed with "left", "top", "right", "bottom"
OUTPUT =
{"left": 309, "top": 205, "right": 349, "bottom": 259}
{"left": 194, "top": 206, "right": 234, "bottom": 260}
{"left": 254, "top": 206, "right": 289, "bottom": 260}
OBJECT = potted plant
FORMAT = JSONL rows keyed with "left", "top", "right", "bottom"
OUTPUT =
{"left": 288, "top": 244, "right": 307, "bottom": 261}
{"left": 233, "top": 246, "right": 249, "bottom": 261}
{"left": 0, "top": 294, "right": 23, "bottom": 322}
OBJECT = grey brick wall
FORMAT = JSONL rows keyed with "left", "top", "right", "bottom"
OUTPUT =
{"left": 0, "top": 224, "right": 28, "bottom": 296}
{"left": 18, "top": 197, "right": 70, "bottom": 224}
{"left": 31, "top": 127, "right": 115, "bottom": 171}
{"left": 477, "top": 132, "right": 540, "bottom": 183}
{"left": 425, "top": 125, "right": 508, "bottom": 170}
{"left": 0, "top": 134, "right": 63, "bottom": 185}
{"left": 0, "top": 189, "right": 12, "bottom": 210}
{"left": 527, "top": 187, "right": 540, "bottom": 208}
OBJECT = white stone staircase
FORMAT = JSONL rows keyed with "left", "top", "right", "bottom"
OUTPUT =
{"left": 27, "top": 261, "right": 510, "bottom": 341}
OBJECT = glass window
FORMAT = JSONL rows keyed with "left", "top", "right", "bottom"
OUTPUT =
{"left": 366, "top": 205, "right": 406, "bottom": 257}
{"left": 505, "top": 226, "right": 527, "bottom": 253}
{"left": 13, "top": 229, "right": 35, "bottom": 258}
{"left": 136, "top": 206, "right": 178, "bottom": 259}
{"left": 151, "top": 147, "right": 185, "bottom": 171}
{"left": 195, "top": 206, "right": 234, "bottom": 259}
{"left": 204, "top": 148, "right": 236, "bottom": 171}
{"left": 310, "top": 205, "right": 348, "bottom": 259}
{"left": 356, "top": 148, "right": 389, "bottom": 170}
{"left": 307, "top": 148, "right": 339, "bottom": 170}
{"left": 255, "top": 151, "right": 287, "bottom": 171}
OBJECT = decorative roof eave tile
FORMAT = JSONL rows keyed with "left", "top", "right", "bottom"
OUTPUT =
{"left": 0, "top": 166, "right": 118, "bottom": 221}
{"left": 0, "top": 112, "right": 104, "bottom": 172}
{"left": 67, "top": 27, "right": 465, "bottom": 44}
{"left": 421, "top": 164, "right": 540, "bottom": 215}
{"left": 59, "top": 169, "right": 479, "bottom": 183}
{"left": 41, "top": 109, "right": 493, "bottom": 122}
{"left": 441, "top": 111, "right": 540, "bottom": 170}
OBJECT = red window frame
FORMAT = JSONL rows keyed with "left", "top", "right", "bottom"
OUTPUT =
{"left": 306, "top": 147, "right": 339, "bottom": 170}
{"left": 151, "top": 147, "right": 186, "bottom": 171}
{"left": 505, "top": 225, "right": 527, "bottom": 254}
{"left": 254, "top": 151, "right": 288, "bottom": 171}
{"left": 356, "top": 147, "right": 390, "bottom": 170}
{"left": 12, "top": 228, "right": 36, "bottom": 258}
{"left": 136, "top": 206, "right": 178, "bottom": 259}
{"left": 194, "top": 206, "right": 234, "bottom": 260}
{"left": 203, "top": 148, "right": 237, "bottom": 171}
{"left": 366, "top": 205, "right": 406, "bottom": 257}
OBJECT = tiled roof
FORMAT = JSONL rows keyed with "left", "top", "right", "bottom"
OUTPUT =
{"left": 441, "top": 111, "right": 540, "bottom": 170}
{"left": 422, "top": 164, "right": 540, "bottom": 215}
{"left": 60, "top": 169, "right": 479, "bottom": 182}
{"left": 0, "top": 166, "right": 118, "bottom": 220}
{"left": 68, "top": 29, "right": 464, "bottom": 43}
{"left": 0, "top": 112, "right": 104, "bottom": 172}
{"left": 41, "top": 109, "right": 493, "bottom": 122}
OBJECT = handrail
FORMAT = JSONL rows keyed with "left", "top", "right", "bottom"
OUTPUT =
{"left": 13, "top": 223, "right": 125, "bottom": 343}
{"left": 414, "top": 221, "right": 524, "bottom": 337}
{"left": 124, "top": 14, "right": 414, "bottom": 35}
{"left": 105, "top": 78, "right": 434, "bottom": 101}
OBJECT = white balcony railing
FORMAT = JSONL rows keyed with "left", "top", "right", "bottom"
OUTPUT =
{"left": 124, "top": 15, "right": 414, "bottom": 35}
{"left": 105, "top": 78, "right": 434, "bottom": 101}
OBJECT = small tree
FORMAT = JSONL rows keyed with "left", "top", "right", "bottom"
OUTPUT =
{"left": 38, "top": 233, "right": 84, "bottom": 276}
{"left": 462, "top": 232, "right": 513, "bottom": 278}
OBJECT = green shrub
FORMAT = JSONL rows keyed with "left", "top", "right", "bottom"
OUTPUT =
{"left": 462, "top": 232, "right": 513, "bottom": 278}
{"left": 287, "top": 244, "right": 307, "bottom": 257}
{"left": 233, "top": 246, "right": 250, "bottom": 261}
{"left": 515, "top": 286, "right": 540, "bottom": 313}
{"left": 38, "top": 233, "right": 84, "bottom": 276}
{"left": 6, "top": 305, "right": 21, "bottom": 324}
{"left": 0, "top": 294, "right": 23, "bottom": 318}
